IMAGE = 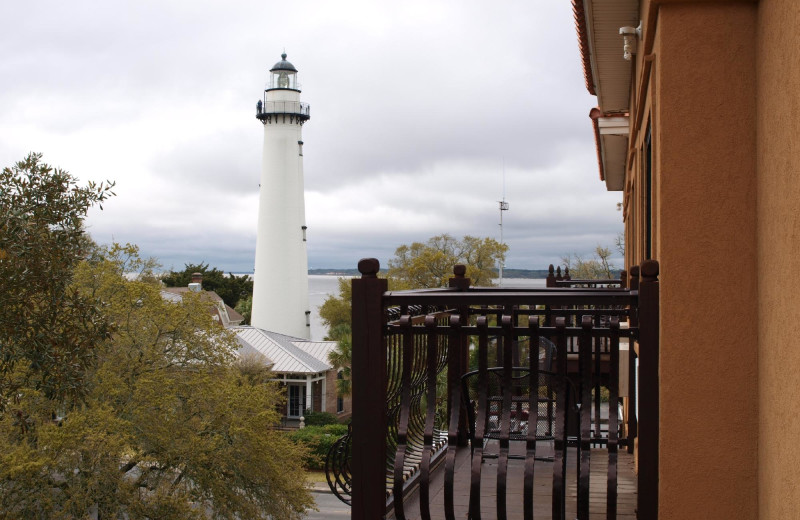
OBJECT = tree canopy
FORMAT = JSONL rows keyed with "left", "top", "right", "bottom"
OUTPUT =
{"left": 0, "top": 245, "right": 313, "bottom": 518}
{"left": 0, "top": 153, "right": 114, "bottom": 407}
{"left": 388, "top": 234, "right": 507, "bottom": 289}
{"left": 561, "top": 245, "right": 617, "bottom": 279}
{"left": 161, "top": 263, "right": 253, "bottom": 309}
{"left": 0, "top": 155, "right": 311, "bottom": 518}
{"left": 321, "top": 234, "right": 507, "bottom": 396}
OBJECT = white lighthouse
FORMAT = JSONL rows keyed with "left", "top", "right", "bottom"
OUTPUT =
{"left": 251, "top": 53, "right": 311, "bottom": 338}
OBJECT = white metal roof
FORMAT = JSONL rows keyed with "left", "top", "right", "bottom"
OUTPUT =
{"left": 233, "top": 326, "right": 336, "bottom": 375}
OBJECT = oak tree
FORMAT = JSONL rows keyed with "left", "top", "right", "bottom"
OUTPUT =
{"left": 0, "top": 153, "right": 114, "bottom": 407}
{"left": 0, "top": 246, "right": 313, "bottom": 518}
{"left": 388, "top": 234, "right": 507, "bottom": 289}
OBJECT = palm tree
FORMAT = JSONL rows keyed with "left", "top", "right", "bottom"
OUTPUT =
{"left": 327, "top": 323, "right": 352, "bottom": 396}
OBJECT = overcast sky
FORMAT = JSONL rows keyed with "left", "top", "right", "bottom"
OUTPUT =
{"left": 1, "top": 0, "right": 623, "bottom": 272}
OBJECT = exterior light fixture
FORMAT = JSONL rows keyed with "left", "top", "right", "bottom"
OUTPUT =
{"left": 619, "top": 23, "right": 642, "bottom": 61}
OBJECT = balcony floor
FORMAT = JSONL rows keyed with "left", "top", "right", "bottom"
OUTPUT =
{"left": 389, "top": 441, "right": 636, "bottom": 520}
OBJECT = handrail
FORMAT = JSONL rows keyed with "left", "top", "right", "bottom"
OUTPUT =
{"left": 256, "top": 100, "right": 310, "bottom": 117}
{"left": 345, "top": 259, "right": 660, "bottom": 519}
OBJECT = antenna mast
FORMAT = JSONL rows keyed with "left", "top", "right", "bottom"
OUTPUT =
{"left": 498, "top": 159, "right": 509, "bottom": 286}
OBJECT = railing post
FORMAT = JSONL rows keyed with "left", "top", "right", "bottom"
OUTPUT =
{"left": 637, "top": 260, "right": 659, "bottom": 520}
{"left": 627, "top": 266, "right": 639, "bottom": 454}
{"left": 448, "top": 264, "right": 471, "bottom": 446}
{"left": 546, "top": 264, "right": 556, "bottom": 288}
{"left": 351, "top": 258, "right": 389, "bottom": 520}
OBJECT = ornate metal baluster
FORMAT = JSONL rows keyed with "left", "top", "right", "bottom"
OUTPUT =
{"left": 578, "top": 315, "right": 593, "bottom": 519}
{"left": 524, "top": 317, "right": 540, "bottom": 520}
{"left": 496, "top": 315, "right": 514, "bottom": 520}
{"left": 608, "top": 316, "right": 620, "bottom": 519}
{"left": 392, "top": 315, "right": 414, "bottom": 520}
{"left": 552, "top": 317, "right": 568, "bottom": 519}
{"left": 444, "top": 314, "right": 463, "bottom": 520}
{"left": 419, "top": 315, "right": 438, "bottom": 520}
{"left": 469, "top": 315, "right": 490, "bottom": 520}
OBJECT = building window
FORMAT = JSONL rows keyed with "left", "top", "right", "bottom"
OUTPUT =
{"left": 298, "top": 140, "right": 304, "bottom": 156}
{"left": 337, "top": 371, "right": 345, "bottom": 413}
{"left": 288, "top": 385, "right": 306, "bottom": 418}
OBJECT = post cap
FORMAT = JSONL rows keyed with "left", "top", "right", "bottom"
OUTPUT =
{"left": 357, "top": 258, "right": 380, "bottom": 278}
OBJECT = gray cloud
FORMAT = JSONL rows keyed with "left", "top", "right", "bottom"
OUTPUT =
{"left": 1, "top": 0, "right": 622, "bottom": 273}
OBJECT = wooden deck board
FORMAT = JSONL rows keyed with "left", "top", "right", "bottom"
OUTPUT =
{"left": 388, "top": 441, "right": 636, "bottom": 520}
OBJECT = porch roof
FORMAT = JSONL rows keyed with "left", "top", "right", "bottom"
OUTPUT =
{"left": 233, "top": 326, "right": 336, "bottom": 374}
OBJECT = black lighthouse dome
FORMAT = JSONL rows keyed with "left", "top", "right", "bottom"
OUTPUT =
{"left": 270, "top": 53, "right": 298, "bottom": 72}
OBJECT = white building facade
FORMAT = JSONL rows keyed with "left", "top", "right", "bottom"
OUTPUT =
{"left": 251, "top": 53, "right": 311, "bottom": 339}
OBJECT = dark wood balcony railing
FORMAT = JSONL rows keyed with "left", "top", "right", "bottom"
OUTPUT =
{"left": 337, "top": 259, "right": 659, "bottom": 520}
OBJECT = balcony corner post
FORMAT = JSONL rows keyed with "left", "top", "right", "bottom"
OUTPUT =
{"left": 351, "top": 258, "right": 389, "bottom": 520}
{"left": 448, "top": 264, "right": 471, "bottom": 446}
{"left": 637, "top": 260, "right": 659, "bottom": 520}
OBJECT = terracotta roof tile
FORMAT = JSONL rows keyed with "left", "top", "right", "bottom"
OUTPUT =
{"left": 573, "top": 0, "right": 596, "bottom": 96}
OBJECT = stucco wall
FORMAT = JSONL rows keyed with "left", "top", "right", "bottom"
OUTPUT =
{"left": 757, "top": 0, "right": 800, "bottom": 516}
{"left": 654, "top": 3, "right": 758, "bottom": 518}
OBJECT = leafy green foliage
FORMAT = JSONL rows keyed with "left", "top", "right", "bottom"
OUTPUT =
{"left": 302, "top": 409, "right": 340, "bottom": 426}
{"left": 561, "top": 245, "right": 616, "bottom": 279}
{"left": 235, "top": 294, "right": 253, "bottom": 325}
{"left": 287, "top": 424, "right": 349, "bottom": 470}
{"left": 0, "top": 246, "right": 313, "bottom": 519}
{"left": 162, "top": 263, "right": 253, "bottom": 309}
{"left": 326, "top": 323, "right": 352, "bottom": 396}
{"left": 388, "top": 234, "right": 508, "bottom": 288}
{"left": 319, "top": 235, "right": 507, "bottom": 400}
{"left": 0, "top": 153, "right": 114, "bottom": 407}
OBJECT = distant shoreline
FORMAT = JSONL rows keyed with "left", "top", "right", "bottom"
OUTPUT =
{"left": 229, "top": 268, "right": 621, "bottom": 280}
{"left": 307, "top": 268, "right": 554, "bottom": 279}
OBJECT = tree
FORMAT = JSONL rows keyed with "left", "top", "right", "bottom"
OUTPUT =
{"left": 320, "top": 278, "right": 353, "bottom": 396}
{"left": 388, "top": 234, "right": 507, "bottom": 289}
{"left": 319, "top": 277, "right": 352, "bottom": 333}
{"left": 0, "top": 246, "right": 313, "bottom": 519}
{"left": 320, "top": 234, "right": 507, "bottom": 396}
{"left": 326, "top": 323, "right": 352, "bottom": 396}
{"left": 561, "top": 245, "right": 616, "bottom": 279}
{"left": 162, "top": 263, "right": 253, "bottom": 309}
{"left": 0, "top": 153, "right": 114, "bottom": 408}
{"left": 235, "top": 294, "right": 253, "bottom": 325}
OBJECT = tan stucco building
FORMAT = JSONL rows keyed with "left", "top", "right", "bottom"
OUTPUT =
{"left": 576, "top": 0, "right": 800, "bottom": 517}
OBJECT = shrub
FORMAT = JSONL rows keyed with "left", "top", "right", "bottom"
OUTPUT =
{"left": 302, "top": 409, "right": 339, "bottom": 426}
{"left": 287, "top": 424, "right": 349, "bottom": 470}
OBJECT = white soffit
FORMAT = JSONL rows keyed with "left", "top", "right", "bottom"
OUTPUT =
{"left": 599, "top": 115, "right": 628, "bottom": 191}
{"left": 583, "top": 0, "right": 639, "bottom": 114}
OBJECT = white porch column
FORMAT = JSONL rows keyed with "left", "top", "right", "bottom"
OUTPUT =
{"left": 321, "top": 374, "right": 327, "bottom": 412}
{"left": 305, "top": 375, "right": 313, "bottom": 413}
